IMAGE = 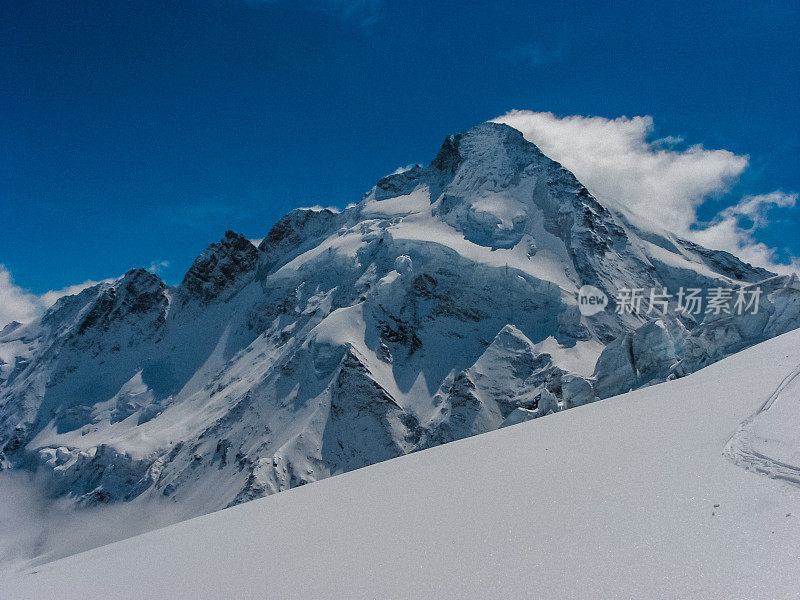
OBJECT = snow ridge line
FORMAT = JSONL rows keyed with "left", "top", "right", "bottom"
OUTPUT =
{"left": 723, "top": 363, "right": 800, "bottom": 486}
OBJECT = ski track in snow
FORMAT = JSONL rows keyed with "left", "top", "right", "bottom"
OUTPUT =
{"left": 724, "top": 363, "right": 800, "bottom": 486}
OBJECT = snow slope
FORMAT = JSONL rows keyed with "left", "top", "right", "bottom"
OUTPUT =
{"left": 6, "top": 329, "right": 800, "bottom": 599}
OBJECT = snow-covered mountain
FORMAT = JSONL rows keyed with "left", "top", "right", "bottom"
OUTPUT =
{"left": 1, "top": 121, "right": 798, "bottom": 519}
{"left": 6, "top": 328, "right": 800, "bottom": 599}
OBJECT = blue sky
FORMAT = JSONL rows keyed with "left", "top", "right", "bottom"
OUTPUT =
{"left": 2, "top": 0, "right": 798, "bottom": 297}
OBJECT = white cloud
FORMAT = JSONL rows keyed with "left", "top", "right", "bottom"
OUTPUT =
{"left": 39, "top": 279, "right": 115, "bottom": 309}
{"left": 0, "top": 471, "right": 186, "bottom": 571}
{"left": 0, "top": 266, "right": 41, "bottom": 328}
{"left": 297, "top": 205, "right": 341, "bottom": 213}
{"left": 716, "top": 191, "right": 797, "bottom": 229}
{"left": 391, "top": 164, "right": 420, "bottom": 175}
{"left": 147, "top": 260, "right": 170, "bottom": 275}
{"left": 0, "top": 265, "right": 115, "bottom": 330}
{"left": 492, "top": 110, "right": 797, "bottom": 273}
{"left": 691, "top": 192, "right": 799, "bottom": 274}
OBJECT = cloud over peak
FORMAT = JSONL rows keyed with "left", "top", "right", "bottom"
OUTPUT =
{"left": 493, "top": 110, "right": 796, "bottom": 273}
{"left": 0, "top": 266, "right": 116, "bottom": 330}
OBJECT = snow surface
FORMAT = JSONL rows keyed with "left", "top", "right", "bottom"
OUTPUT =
{"left": 6, "top": 329, "right": 800, "bottom": 599}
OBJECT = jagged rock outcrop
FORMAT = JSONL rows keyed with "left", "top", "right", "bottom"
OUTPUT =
{"left": 258, "top": 208, "right": 340, "bottom": 271}
{"left": 179, "top": 231, "right": 260, "bottom": 302}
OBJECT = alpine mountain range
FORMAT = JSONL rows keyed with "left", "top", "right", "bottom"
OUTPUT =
{"left": 1, "top": 122, "right": 798, "bottom": 516}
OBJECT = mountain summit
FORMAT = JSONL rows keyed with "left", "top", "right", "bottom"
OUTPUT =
{"left": 1, "top": 122, "right": 797, "bottom": 516}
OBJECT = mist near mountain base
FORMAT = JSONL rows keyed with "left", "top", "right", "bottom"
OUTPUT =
{"left": 0, "top": 471, "right": 187, "bottom": 573}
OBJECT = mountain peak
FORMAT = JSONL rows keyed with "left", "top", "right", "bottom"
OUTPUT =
{"left": 258, "top": 208, "right": 341, "bottom": 270}
{"left": 179, "top": 231, "right": 259, "bottom": 302}
{"left": 459, "top": 121, "right": 528, "bottom": 146}
{"left": 430, "top": 122, "right": 540, "bottom": 175}
{"left": 77, "top": 269, "right": 166, "bottom": 335}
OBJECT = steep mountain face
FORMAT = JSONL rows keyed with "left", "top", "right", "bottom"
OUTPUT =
{"left": 0, "top": 122, "right": 797, "bottom": 515}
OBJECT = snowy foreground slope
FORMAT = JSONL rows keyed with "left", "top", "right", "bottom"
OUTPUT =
{"left": 6, "top": 329, "right": 800, "bottom": 600}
